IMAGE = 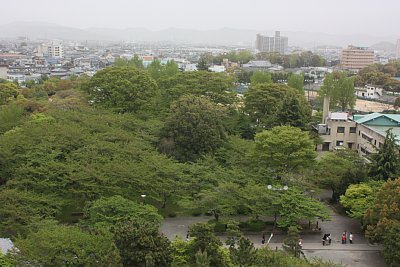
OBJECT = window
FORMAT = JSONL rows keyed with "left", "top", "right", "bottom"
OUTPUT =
{"left": 379, "top": 142, "right": 384, "bottom": 148}
{"left": 350, "top": 127, "right": 356, "bottom": 133}
{"left": 336, "top": 141, "right": 343, "bottom": 146}
{"left": 358, "top": 130, "right": 361, "bottom": 136}
{"left": 361, "top": 133, "right": 373, "bottom": 142}
{"left": 337, "top": 127, "right": 345, "bottom": 133}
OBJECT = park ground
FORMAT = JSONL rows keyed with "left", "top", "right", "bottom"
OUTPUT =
{"left": 161, "top": 204, "right": 386, "bottom": 267}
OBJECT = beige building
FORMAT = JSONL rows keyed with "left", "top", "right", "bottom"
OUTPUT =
{"left": 341, "top": 45, "right": 374, "bottom": 71}
{"left": 317, "top": 112, "right": 400, "bottom": 156}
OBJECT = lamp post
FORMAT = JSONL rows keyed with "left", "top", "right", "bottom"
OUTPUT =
{"left": 141, "top": 194, "right": 146, "bottom": 205}
{"left": 267, "top": 185, "right": 289, "bottom": 230}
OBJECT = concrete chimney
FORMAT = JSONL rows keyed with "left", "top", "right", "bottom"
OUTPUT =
{"left": 322, "top": 96, "right": 330, "bottom": 124}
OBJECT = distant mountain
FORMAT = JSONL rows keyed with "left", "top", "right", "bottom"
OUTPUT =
{"left": 0, "top": 22, "right": 105, "bottom": 41}
{"left": 0, "top": 21, "right": 398, "bottom": 48}
{"left": 369, "top": 41, "right": 397, "bottom": 53}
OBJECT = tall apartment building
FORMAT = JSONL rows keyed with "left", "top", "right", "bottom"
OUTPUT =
{"left": 255, "top": 31, "right": 288, "bottom": 54}
{"left": 396, "top": 39, "right": 400, "bottom": 59}
{"left": 341, "top": 45, "right": 374, "bottom": 71}
{"left": 48, "top": 43, "right": 64, "bottom": 58}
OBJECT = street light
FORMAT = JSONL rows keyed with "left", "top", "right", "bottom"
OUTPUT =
{"left": 141, "top": 194, "right": 146, "bottom": 204}
{"left": 267, "top": 185, "right": 289, "bottom": 191}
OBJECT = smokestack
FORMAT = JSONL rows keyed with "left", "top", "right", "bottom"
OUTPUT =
{"left": 322, "top": 96, "right": 330, "bottom": 124}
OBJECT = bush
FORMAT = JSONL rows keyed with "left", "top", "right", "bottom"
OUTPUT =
{"left": 191, "top": 210, "right": 202, "bottom": 217}
{"left": 240, "top": 220, "right": 266, "bottom": 232}
{"left": 168, "top": 212, "right": 177, "bottom": 218}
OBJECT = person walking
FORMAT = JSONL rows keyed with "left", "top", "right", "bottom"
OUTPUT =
{"left": 322, "top": 234, "right": 326, "bottom": 246}
{"left": 341, "top": 233, "right": 346, "bottom": 244}
{"left": 349, "top": 232, "right": 353, "bottom": 244}
{"left": 344, "top": 231, "right": 347, "bottom": 244}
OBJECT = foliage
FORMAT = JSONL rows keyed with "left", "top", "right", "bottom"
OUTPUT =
{"left": 383, "top": 224, "right": 400, "bottom": 267}
{"left": 188, "top": 223, "right": 225, "bottom": 267}
{"left": 0, "top": 104, "right": 25, "bottom": 135}
{"left": 112, "top": 219, "right": 172, "bottom": 267}
{"left": 229, "top": 236, "right": 258, "bottom": 266}
{"left": 340, "top": 181, "right": 384, "bottom": 221}
{"left": 0, "top": 251, "right": 14, "bottom": 267}
{"left": 287, "top": 74, "right": 304, "bottom": 92}
{"left": 250, "top": 71, "right": 272, "bottom": 85}
{"left": 244, "top": 83, "right": 311, "bottom": 129}
{"left": 160, "top": 95, "right": 227, "bottom": 162}
{"left": 83, "top": 195, "right": 162, "bottom": 227}
{"left": 369, "top": 129, "right": 400, "bottom": 180}
{"left": 12, "top": 222, "right": 122, "bottom": 267}
{"left": 317, "top": 149, "right": 368, "bottom": 201}
{"left": 114, "top": 55, "right": 144, "bottom": 69}
{"left": 158, "top": 71, "right": 236, "bottom": 106}
{"left": 364, "top": 178, "right": 400, "bottom": 243}
{"left": 283, "top": 226, "right": 302, "bottom": 257}
{"left": 84, "top": 66, "right": 158, "bottom": 112}
{"left": 171, "top": 238, "right": 191, "bottom": 267}
{"left": 0, "top": 189, "right": 62, "bottom": 237}
{"left": 195, "top": 250, "right": 211, "bottom": 267}
{"left": 319, "top": 72, "right": 356, "bottom": 111}
{"left": 254, "top": 126, "right": 316, "bottom": 173}
{"left": 274, "top": 188, "right": 330, "bottom": 229}
{"left": 0, "top": 82, "right": 19, "bottom": 105}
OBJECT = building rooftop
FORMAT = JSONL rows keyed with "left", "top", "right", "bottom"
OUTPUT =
{"left": 353, "top": 113, "right": 400, "bottom": 126}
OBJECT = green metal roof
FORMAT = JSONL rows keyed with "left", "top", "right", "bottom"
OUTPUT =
{"left": 352, "top": 113, "right": 400, "bottom": 126}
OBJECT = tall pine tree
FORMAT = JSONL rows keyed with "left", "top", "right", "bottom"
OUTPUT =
{"left": 369, "top": 129, "right": 400, "bottom": 180}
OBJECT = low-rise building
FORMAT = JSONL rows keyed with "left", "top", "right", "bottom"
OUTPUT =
{"left": 355, "top": 85, "right": 383, "bottom": 99}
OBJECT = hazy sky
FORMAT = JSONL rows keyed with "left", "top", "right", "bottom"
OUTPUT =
{"left": 2, "top": 0, "right": 399, "bottom": 36}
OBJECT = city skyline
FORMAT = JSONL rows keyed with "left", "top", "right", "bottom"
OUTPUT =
{"left": 1, "top": 0, "right": 399, "bottom": 37}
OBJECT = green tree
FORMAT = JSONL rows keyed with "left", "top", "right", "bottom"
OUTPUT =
{"left": 274, "top": 188, "right": 330, "bottom": 229}
{"left": 0, "top": 83, "right": 19, "bottom": 105}
{"left": 254, "top": 126, "right": 316, "bottom": 173}
{"left": 283, "top": 226, "right": 302, "bottom": 257}
{"left": 287, "top": 74, "right": 304, "bottom": 92}
{"left": 197, "top": 54, "right": 211, "bottom": 71}
{"left": 319, "top": 72, "right": 356, "bottom": 111}
{"left": 158, "top": 71, "right": 236, "bottom": 106}
{"left": 244, "top": 83, "right": 310, "bottom": 128}
{"left": 195, "top": 250, "right": 210, "bottom": 267}
{"left": 317, "top": 149, "right": 367, "bottom": 201}
{"left": 188, "top": 223, "right": 225, "bottom": 267}
{"left": 129, "top": 54, "right": 144, "bottom": 69}
{"left": 394, "top": 97, "right": 400, "bottom": 109}
{"left": 147, "top": 59, "right": 164, "bottom": 80}
{"left": 83, "top": 195, "right": 162, "bottom": 227}
{"left": 85, "top": 66, "right": 158, "bottom": 113}
{"left": 369, "top": 129, "right": 400, "bottom": 180}
{"left": 160, "top": 95, "right": 227, "bottom": 162}
{"left": 250, "top": 71, "right": 272, "bottom": 85}
{"left": 364, "top": 178, "right": 400, "bottom": 243}
{"left": 113, "top": 219, "right": 172, "bottom": 267}
{"left": 276, "top": 91, "right": 311, "bottom": 129}
{"left": 383, "top": 224, "right": 400, "bottom": 267}
{"left": 12, "top": 222, "right": 122, "bottom": 267}
{"left": 0, "top": 189, "right": 61, "bottom": 237}
{"left": 229, "top": 236, "right": 258, "bottom": 266}
{"left": 0, "top": 251, "right": 14, "bottom": 267}
{"left": 340, "top": 181, "right": 384, "bottom": 221}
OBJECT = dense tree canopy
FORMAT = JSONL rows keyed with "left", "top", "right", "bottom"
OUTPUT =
{"left": 254, "top": 126, "right": 316, "bottom": 173}
{"left": 319, "top": 72, "right": 356, "bottom": 111}
{"left": 160, "top": 95, "right": 227, "bottom": 162}
{"left": 244, "top": 83, "right": 311, "bottom": 129}
{"left": 12, "top": 222, "right": 122, "bottom": 267}
{"left": 85, "top": 66, "right": 158, "bottom": 112}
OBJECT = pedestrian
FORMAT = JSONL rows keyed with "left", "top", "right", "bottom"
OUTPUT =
{"left": 344, "top": 231, "right": 347, "bottom": 244}
{"left": 341, "top": 233, "right": 346, "bottom": 244}
{"left": 262, "top": 233, "right": 265, "bottom": 240}
{"left": 349, "top": 232, "right": 353, "bottom": 244}
{"left": 186, "top": 233, "right": 189, "bottom": 241}
{"left": 322, "top": 234, "right": 326, "bottom": 246}
{"left": 328, "top": 234, "right": 332, "bottom": 245}
{"left": 261, "top": 238, "right": 265, "bottom": 245}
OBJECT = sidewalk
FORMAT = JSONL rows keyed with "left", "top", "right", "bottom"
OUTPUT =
{"left": 260, "top": 242, "right": 383, "bottom": 251}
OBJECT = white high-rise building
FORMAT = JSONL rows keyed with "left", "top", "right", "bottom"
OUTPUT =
{"left": 255, "top": 31, "right": 288, "bottom": 54}
{"left": 396, "top": 39, "right": 400, "bottom": 59}
{"left": 47, "top": 42, "right": 64, "bottom": 58}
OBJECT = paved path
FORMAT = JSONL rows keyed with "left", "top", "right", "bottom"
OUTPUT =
{"left": 161, "top": 205, "right": 386, "bottom": 267}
